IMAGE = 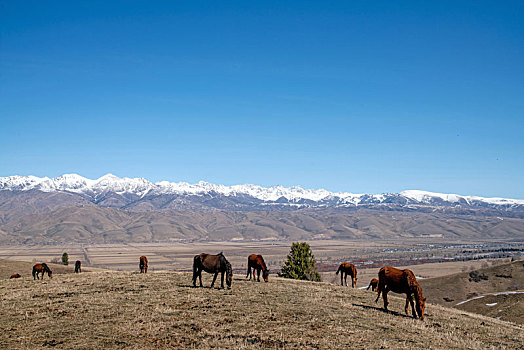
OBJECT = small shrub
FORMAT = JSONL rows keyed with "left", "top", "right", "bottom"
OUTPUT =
{"left": 468, "top": 270, "right": 488, "bottom": 282}
{"left": 62, "top": 252, "right": 69, "bottom": 266}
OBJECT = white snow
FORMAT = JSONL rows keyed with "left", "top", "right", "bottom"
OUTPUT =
{"left": 493, "top": 291, "right": 524, "bottom": 296}
{"left": 1, "top": 174, "right": 524, "bottom": 206}
{"left": 486, "top": 303, "right": 498, "bottom": 307}
{"left": 401, "top": 190, "right": 524, "bottom": 206}
{"left": 455, "top": 295, "right": 485, "bottom": 306}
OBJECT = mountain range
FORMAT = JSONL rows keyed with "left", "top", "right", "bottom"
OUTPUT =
{"left": 1, "top": 174, "right": 523, "bottom": 244}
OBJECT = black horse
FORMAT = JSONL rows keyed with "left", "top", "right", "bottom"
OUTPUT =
{"left": 192, "top": 252, "right": 232, "bottom": 289}
{"left": 75, "top": 260, "right": 81, "bottom": 273}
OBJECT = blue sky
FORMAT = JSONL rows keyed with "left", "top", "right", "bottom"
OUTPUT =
{"left": 1, "top": 1, "right": 523, "bottom": 198}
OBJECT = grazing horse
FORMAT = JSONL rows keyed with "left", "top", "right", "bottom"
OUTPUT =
{"left": 32, "top": 263, "right": 53, "bottom": 280}
{"left": 336, "top": 262, "right": 358, "bottom": 287}
{"left": 75, "top": 260, "right": 81, "bottom": 273}
{"left": 367, "top": 278, "right": 379, "bottom": 291}
{"left": 375, "top": 266, "right": 426, "bottom": 320}
{"left": 10, "top": 273, "right": 21, "bottom": 279}
{"left": 246, "top": 254, "right": 269, "bottom": 282}
{"left": 139, "top": 256, "right": 148, "bottom": 273}
{"left": 193, "top": 252, "right": 232, "bottom": 289}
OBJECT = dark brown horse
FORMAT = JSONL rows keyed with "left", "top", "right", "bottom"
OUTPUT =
{"left": 375, "top": 266, "right": 426, "bottom": 320}
{"left": 10, "top": 273, "right": 21, "bottom": 279}
{"left": 139, "top": 256, "right": 148, "bottom": 273}
{"left": 336, "top": 262, "right": 357, "bottom": 287}
{"left": 75, "top": 260, "right": 81, "bottom": 273}
{"left": 193, "top": 252, "right": 232, "bottom": 289}
{"left": 32, "top": 263, "right": 53, "bottom": 280}
{"left": 367, "top": 278, "right": 379, "bottom": 291}
{"left": 246, "top": 254, "right": 269, "bottom": 282}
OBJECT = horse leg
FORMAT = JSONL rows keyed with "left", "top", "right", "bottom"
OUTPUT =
{"left": 340, "top": 272, "right": 344, "bottom": 286}
{"left": 344, "top": 273, "right": 348, "bottom": 287}
{"left": 409, "top": 296, "right": 417, "bottom": 318}
{"left": 404, "top": 297, "right": 410, "bottom": 315}
{"left": 352, "top": 276, "right": 356, "bottom": 288}
{"left": 246, "top": 265, "right": 251, "bottom": 280}
{"left": 220, "top": 271, "right": 225, "bottom": 289}
{"left": 257, "top": 268, "right": 261, "bottom": 282}
{"left": 198, "top": 269, "right": 203, "bottom": 287}
{"left": 211, "top": 272, "right": 218, "bottom": 288}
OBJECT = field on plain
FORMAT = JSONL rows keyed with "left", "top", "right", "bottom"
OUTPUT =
{"left": 1, "top": 262, "right": 523, "bottom": 349}
{"left": 0, "top": 239, "right": 520, "bottom": 279}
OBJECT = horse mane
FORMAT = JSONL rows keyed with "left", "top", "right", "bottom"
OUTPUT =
{"left": 226, "top": 261, "right": 233, "bottom": 276}
{"left": 259, "top": 255, "right": 267, "bottom": 271}
{"left": 405, "top": 270, "right": 424, "bottom": 302}
{"left": 41, "top": 263, "right": 51, "bottom": 273}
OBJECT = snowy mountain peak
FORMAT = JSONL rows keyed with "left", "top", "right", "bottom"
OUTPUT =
{"left": 0, "top": 174, "right": 523, "bottom": 208}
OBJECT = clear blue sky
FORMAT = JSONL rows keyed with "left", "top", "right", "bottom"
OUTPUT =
{"left": 1, "top": 1, "right": 523, "bottom": 198}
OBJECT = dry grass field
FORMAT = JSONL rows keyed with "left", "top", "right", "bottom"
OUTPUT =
{"left": 1, "top": 261, "right": 523, "bottom": 349}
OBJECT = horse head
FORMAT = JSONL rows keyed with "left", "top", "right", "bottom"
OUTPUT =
{"left": 414, "top": 286, "right": 426, "bottom": 320}
{"left": 262, "top": 268, "right": 270, "bottom": 282}
{"left": 225, "top": 262, "right": 233, "bottom": 289}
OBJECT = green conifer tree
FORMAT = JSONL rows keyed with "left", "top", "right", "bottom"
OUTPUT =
{"left": 62, "top": 252, "right": 69, "bottom": 266}
{"left": 279, "top": 242, "right": 321, "bottom": 281}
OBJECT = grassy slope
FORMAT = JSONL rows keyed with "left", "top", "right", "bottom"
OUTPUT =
{"left": 1, "top": 267, "right": 523, "bottom": 349}
{"left": 419, "top": 260, "right": 524, "bottom": 324}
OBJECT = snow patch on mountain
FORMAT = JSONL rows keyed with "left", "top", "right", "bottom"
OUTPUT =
{"left": 1, "top": 174, "right": 523, "bottom": 207}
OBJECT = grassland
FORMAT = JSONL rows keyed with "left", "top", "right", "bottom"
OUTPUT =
{"left": 1, "top": 261, "right": 523, "bottom": 349}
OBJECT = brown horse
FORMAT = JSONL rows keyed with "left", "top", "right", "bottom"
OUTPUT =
{"left": 32, "top": 263, "right": 53, "bottom": 280}
{"left": 10, "top": 273, "right": 21, "bottom": 279}
{"left": 246, "top": 254, "right": 269, "bottom": 282}
{"left": 336, "top": 262, "right": 357, "bottom": 287}
{"left": 75, "top": 260, "right": 81, "bottom": 273}
{"left": 367, "top": 278, "right": 379, "bottom": 291}
{"left": 139, "top": 256, "right": 148, "bottom": 273}
{"left": 375, "top": 266, "right": 426, "bottom": 320}
{"left": 193, "top": 252, "right": 232, "bottom": 289}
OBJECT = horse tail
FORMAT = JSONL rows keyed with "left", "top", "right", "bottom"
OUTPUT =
{"left": 192, "top": 255, "right": 200, "bottom": 272}
{"left": 336, "top": 265, "right": 341, "bottom": 275}
{"left": 32, "top": 266, "right": 36, "bottom": 279}
{"left": 192, "top": 255, "right": 200, "bottom": 284}
{"left": 375, "top": 268, "right": 386, "bottom": 303}
{"left": 246, "top": 257, "right": 251, "bottom": 278}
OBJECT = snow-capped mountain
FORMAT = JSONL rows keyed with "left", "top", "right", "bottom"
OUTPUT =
{"left": 1, "top": 174, "right": 523, "bottom": 210}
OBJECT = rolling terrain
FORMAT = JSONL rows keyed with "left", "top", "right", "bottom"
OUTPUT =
{"left": 419, "top": 260, "right": 524, "bottom": 324}
{"left": 1, "top": 260, "right": 523, "bottom": 349}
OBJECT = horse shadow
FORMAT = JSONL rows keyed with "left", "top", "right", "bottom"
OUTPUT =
{"left": 175, "top": 283, "right": 229, "bottom": 290}
{"left": 352, "top": 303, "right": 413, "bottom": 319}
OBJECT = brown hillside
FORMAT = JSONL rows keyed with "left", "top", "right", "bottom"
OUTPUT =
{"left": 0, "top": 265, "right": 522, "bottom": 349}
{"left": 2, "top": 205, "right": 524, "bottom": 243}
{"left": 419, "top": 260, "right": 524, "bottom": 323}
